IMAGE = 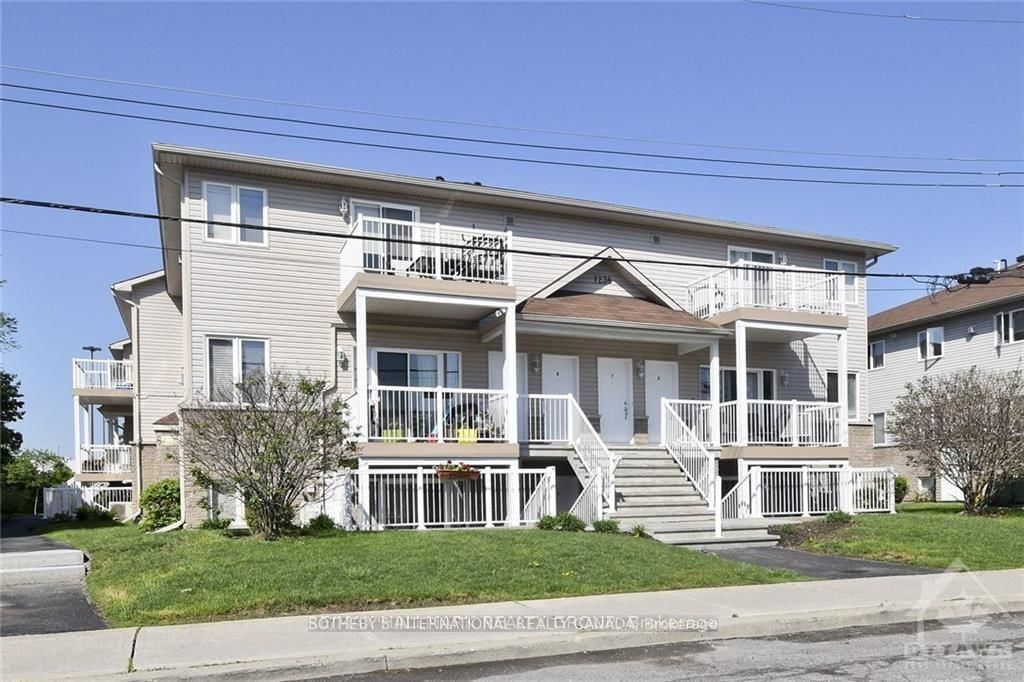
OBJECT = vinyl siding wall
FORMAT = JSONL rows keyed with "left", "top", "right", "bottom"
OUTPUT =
{"left": 134, "top": 277, "right": 185, "bottom": 443}
{"left": 182, "top": 168, "right": 869, "bottom": 425}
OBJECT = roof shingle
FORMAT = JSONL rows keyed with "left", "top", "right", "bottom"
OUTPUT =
{"left": 869, "top": 275, "right": 1024, "bottom": 334}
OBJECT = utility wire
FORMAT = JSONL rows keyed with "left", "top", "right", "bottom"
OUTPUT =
{"left": 2, "top": 64, "right": 1019, "bottom": 164}
{"left": 4, "top": 97, "right": 1023, "bottom": 189}
{"left": 0, "top": 196, "right": 970, "bottom": 281}
{"left": 743, "top": 0, "right": 1024, "bottom": 25}
{"left": 4, "top": 82, "right": 1016, "bottom": 178}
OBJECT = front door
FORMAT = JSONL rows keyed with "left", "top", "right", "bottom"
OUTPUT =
{"left": 541, "top": 355, "right": 579, "bottom": 441}
{"left": 644, "top": 360, "right": 678, "bottom": 442}
{"left": 598, "top": 357, "right": 633, "bottom": 443}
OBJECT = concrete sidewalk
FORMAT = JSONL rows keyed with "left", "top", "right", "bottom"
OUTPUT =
{"left": 2, "top": 569, "right": 1021, "bottom": 681}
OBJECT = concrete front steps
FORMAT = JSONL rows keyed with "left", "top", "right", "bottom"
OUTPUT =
{"left": 610, "top": 445, "right": 779, "bottom": 549}
{"left": 0, "top": 549, "right": 87, "bottom": 587}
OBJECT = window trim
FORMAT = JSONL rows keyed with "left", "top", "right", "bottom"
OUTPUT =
{"left": 826, "top": 370, "right": 860, "bottom": 421}
{"left": 727, "top": 245, "right": 775, "bottom": 265}
{"left": 917, "top": 326, "right": 944, "bottom": 360}
{"left": 699, "top": 365, "right": 777, "bottom": 401}
{"left": 823, "top": 258, "right": 859, "bottom": 304}
{"left": 369, "top": 347, "right": 462, "bottom": 389}
{"left": 994, "top": 308, "right": 1024, "bottom": 347}
{"left": 868, "top": 339, "right": 885, "bottom": 370}
{"left": 205, "top": 336, "right": 270, "bottom": 404}
{"left": 202, "top": 181, "right": 269, "bottom": 247}
{"left": 871, "top": 412, "right": 890, "bottom": 447}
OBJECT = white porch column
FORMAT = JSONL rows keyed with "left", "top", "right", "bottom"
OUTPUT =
{"left": 735, "top": 321, "right": 748, "bottom": 446}
{"left": 502, "top": 302, "right": 518, "bottom": 444}
{"left": 837, "top": 330, "right": 849, "bottom": 447}
{"left": 355, "top": 291, "right": 369, "bottom": 442}
{"left": 709, "top": 339, "right": 721, "bottom": 447}
{"left": 72, "top": 395, "right": 81, "bottom": 474}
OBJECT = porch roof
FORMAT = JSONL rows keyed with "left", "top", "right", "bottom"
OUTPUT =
{"left": 519, "top": 293, "right": 723, "bottom": 332}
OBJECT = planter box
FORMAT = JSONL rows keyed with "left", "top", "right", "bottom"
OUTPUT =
{"left": 436, "top": 469, "right": 481, "bottom": 481}
{"left": 382, "top": 429, "right": 406, "bottom": 443}
{"left": 457, "top": 428, "right": 478, "bottom": 444}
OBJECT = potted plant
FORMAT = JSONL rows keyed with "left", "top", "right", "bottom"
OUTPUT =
{"left": 434, "top": 461, "right": 480, "bottom": 480}
{"left": 382, "top": 420, "right": 406, "bottom": 443}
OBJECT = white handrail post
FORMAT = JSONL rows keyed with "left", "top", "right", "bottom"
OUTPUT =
{"left": 801, "top": 466, "right": 811, "bottom": 517}
{"left": 507, "top": 459, "right": 521, "bottom": 527}
{"left": 415, "top": 467, "right": 426, "bottom": 530}
{"left": 434, "top": 387, "right": 444, "bottom": 443}
{"left": 546, "top": 465, "right": 557, "bottom": 517}
{"left": 595, "top": 471, "right": 604, "bottom": 523}
{"left": 714, "top": 475, "right": 723, "bottom": 538}
{"left": 840, "top": 466, "right": 853, "bottom": 514}
{"left": 660, "top": 397, "right": 668, "bottom": 446}
{"left": 888, "top": 467, "right": 897, "bottom": 513}
{"left": 837, "top": 330, "right": 849, "bottom": 447}
{"left": 751, "top": 465, "right": 763, "bottom": 518}
{"left": 358, "top": 467, "right": 371, "bottom": 530}
{"left": 791, "top": 399, "right": 799, "bottom": 447}
{"left": 433, "top": 222, "right": 442, "bottom": 279}
{"left": 484, "top": 467, "right": 494, "bottom": 528}
{"left": 709, "top": 339, "right": 721, "bottom": 447}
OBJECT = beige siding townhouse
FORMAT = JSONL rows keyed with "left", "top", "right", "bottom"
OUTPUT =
{"left": 68, "top": 144, "right": 899, "bottom": 546}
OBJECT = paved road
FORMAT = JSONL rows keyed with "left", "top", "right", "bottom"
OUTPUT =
{"left": 0, "top": 516, "right": 107, "bottom": 636}
{"left": 712, "top": 546, "right": 942, "bottom": 579}
{"left": 352, "top": 614, "right": 1023, "bottom": 681}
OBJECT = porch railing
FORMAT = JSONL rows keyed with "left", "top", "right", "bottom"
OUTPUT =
{"left": 339, "top": 216, "right": 512, "bottom": 287}
{"left": 80, "top": 445, "right": 133, "bottom": 474}
{"left": 719, "top": 400, "right": 842, "bottom": 447}
{"left": 663, "top": 399, "right": 714, "bottom": 446}
{"left": 72, "top": 359, "right": 133, "bottom": 391}
{"left": 686, "top": 261, "right": 845, "bottom": 319}
{"left": 662, "top": 399, "right": 715, "bottom": 506}
{"left": 330, "top": 466, "right": 555, "bottom": 530}
{"left": 367, "top": 387, "right": 509, "bottom": 443}
{"left": 567, "top": 394, "right": 618, "bottom": 516}
{"left": 522, "top": 394, "right": 571, "bottom": 442}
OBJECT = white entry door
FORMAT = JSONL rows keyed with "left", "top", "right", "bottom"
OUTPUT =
{"left": 488, "top": 351, "right": 527, "bottom": 439}
{"left": 598, "top": 357, "right": 633, "bottom": 444}
{"left": 644, "top": 360, "right": 678, "bottom": 442}
{"left": 541, "top": 354, "right": 579, "bottom": 398}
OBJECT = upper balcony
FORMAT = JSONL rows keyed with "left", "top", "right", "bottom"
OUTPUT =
{"left": 72, "top": 359, "right": 133, "bottom": 404}
{"left": 339, "top": 216, "right": 512, "bottom": 294}
{"left": 686, "top": 262, "right": 846, "bottom": 324}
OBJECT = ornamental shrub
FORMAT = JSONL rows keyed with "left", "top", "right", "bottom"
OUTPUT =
{"left": 139, "top": 479, "right": 180, "bottom": 531}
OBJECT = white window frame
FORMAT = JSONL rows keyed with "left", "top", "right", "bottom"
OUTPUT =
{"left": 826, "top": 370, "right": 860, "bottom": 421}
{"left": 369, "top": 348, "right": 462, "bottom": 389}
{"left": 868, "top": 339, "right": 885, "bottom": 370}
{"left": 202, "top": 181, "right": 269, "bottom": 246}
{"left": 823, "top": 258, "right": 859, "bottom": 304}
{"left": 699, "top": 365, "right": 776, "bottom": 401}
{"left": 206, "top": 336, "right": 270, "bottom": 404}
{"left": 871, "top": 412, "right": 890, "bottom": 447}
{"left": 917, "top": 326, "right": 944, "bottom": 360}
{"left": 350, "top": 199, "right": 421, "bottom": 269}
{"left": 727, "top": 246, "right": 775, "bottom": 265}
{"left": 994, "top": 308, "right": 1024, "bottom": 347}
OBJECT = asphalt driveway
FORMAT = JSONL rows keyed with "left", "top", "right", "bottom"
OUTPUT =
{"left": 713, "top": 546, "right": 942, "bottom": 580}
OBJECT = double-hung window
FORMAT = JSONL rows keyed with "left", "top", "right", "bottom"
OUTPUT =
{"left": 203, "top": 182, "right": 267, "bottom": 245}
{"left": 824, "top": 258, "right": 858, "bottom": 304}
{"left": 208, "top": 337, "right": 268, "bottom": 403}
{"left": 994, "top": 309, "right": 1024, "bottom": 346}
{"left": 826, "top": 371, "right": 859, "bottom": 419}
{"left": 917, "top": 327, "right": 944, "bottom": 360}
{"left": 868, "top": 340, "right": 885, "bottom": 369}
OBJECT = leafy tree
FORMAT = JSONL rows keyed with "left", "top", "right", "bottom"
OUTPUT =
{"left": 889, "top": 368, "right": 1024, "bottom": 514}
{"left": 182, "top": 372, "right": 358, "bottom": 538}
{"left": 3, "top": 449, "right": 72, "bottom": 514}
{"left": 1, "top": 370, "right": 25, "bottom": 473}
{"left": 0, "top": 280, "right": 17, "bottom": 352}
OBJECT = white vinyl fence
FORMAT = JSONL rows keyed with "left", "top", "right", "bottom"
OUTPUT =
{"left": 43, "top": 485, "right": 135, "bottom": 519}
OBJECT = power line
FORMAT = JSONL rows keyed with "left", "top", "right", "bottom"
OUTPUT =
{"left": 4, "top": 97, "right": 1023, "bottom": 189}
{"left": 2, "top": 64, "right": 1019, "bottom": 164}
{"left": 743, "top": 0, "right": 1024, "bottom": 25}
{"left": 5, "top": 82, "right": 1017, "bottom": 178}
{"left": 0, "top": 196, "right": 972, "bottom": 281}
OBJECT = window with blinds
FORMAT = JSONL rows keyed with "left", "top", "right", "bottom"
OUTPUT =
{"left": 207, "top": 337, "right": 267, "bottom": 402}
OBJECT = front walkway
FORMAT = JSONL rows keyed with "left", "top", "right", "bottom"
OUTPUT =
{"left": 713, "top": 546, "right": 942, "bottom": 580}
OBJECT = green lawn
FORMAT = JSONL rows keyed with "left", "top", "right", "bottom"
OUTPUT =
{"left": 799, "top": 503, "right": 1024, "bottom": 571}
{"left": 46, "top": 523, "right": 803, "bottom": 627}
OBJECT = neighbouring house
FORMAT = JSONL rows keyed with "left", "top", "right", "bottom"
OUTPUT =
{"left": 867, "top": 257, "right": 1024, "bottom": 502}
{"left": 67, "top": 144, "right": 899, "bottom": 546}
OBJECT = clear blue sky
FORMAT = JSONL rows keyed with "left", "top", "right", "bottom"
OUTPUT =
{"left": 2, "top": 1, "right": 1022, "bottom": 456}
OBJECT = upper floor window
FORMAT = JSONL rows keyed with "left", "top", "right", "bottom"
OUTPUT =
{"left": 824, "top": 259, "right": 858, "bottom": 304}
{"left": 203, "top": 182, "right": 267, "bottom": 245}
{"left": 868, "top": 340, "right": 885, "bottom": 369}
{"left": 918, "top": 327, "right": 944, "bottom": 360}
{"left": 352, "top": 200, "right": 419, "bottom": 271}
{"left": 994, "top": 309, "right": 1024, "bottom": 346}
{"left": 208, "top": 337, "right": 268, "bottom": 403}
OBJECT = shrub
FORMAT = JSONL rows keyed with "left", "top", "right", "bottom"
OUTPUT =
{"left": 75, "top": 506, "right": 114, "bottom": 522}
{"left": 824, "top": 510, "right": 854, "bottom": 524}
{"left": 776, "top": 524, "right": 799, "bottom": 536}
{"left": 52, "top": 511, "right": 73, "bottom": 523}
{"left": 591, "top": 519, "right": 620, "bottom": 533}
{"left": 304, "top": 513, "right": 336, "bottom": 533}
{"left": 199, "top": 516, "right": 232, "bottom": 530}
{"left": 139, "top": 479, "right": 180, "bottom": 531}
{"left": 535, "top": 512, "right": 586, "bottom": 532}
{"left": 894, "top": 475, "right": 908, "bottom": 503}
{"left": 630, "top": 523, "right": 648, "bottom": 538}
{"left": 910, "top": 490, "right": 934, "bottom": 503}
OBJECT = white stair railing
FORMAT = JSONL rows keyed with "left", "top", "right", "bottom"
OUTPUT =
{"left": 662, "top": 399, "right": 716, "bottom": 507}
{"left": 663, "top": 399, "right": 714, "bottom": 445}
{"left": 566, "top": 394, "right": 618, "bottom": 515}
{"left": 569, "top": 473, "right": 603, "bottom": 526}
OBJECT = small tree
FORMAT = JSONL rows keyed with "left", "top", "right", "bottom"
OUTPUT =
{"left": 1, "top": 371, "right": 25, "bottom": 475}
{"left": 181, "top": 372, "right": 358, "bottom": 538}
{"left": 3, "top": 449, "right": 72, "bottom": 514}
{"left": 889, "top": 368, "right": 1024, "bottom": 514}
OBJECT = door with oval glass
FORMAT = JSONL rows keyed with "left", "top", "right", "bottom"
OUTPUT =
{"left": 598, "top": 357, "right": 634, "bottom": 444}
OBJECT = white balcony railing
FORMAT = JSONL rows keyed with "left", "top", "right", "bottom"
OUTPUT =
{"left": 339, "top": 216, "right": 512, "bottom": 288}
{"left": 720, "top": 400, "right": 842, "bottom": 447}
{"left": 80, "top": 445, "right": 133, "bottom": 475}
{"left": 664, "top": 399, "right": 715, "bottom": 446}
{"left": 686, "top": 261, "right": 845, "bottom": 319}
{"left": 72, "top": 359, "right": 133, "bottom": 391}
{"left": 367, "top": 387, "right": 510, "bottom": 443}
